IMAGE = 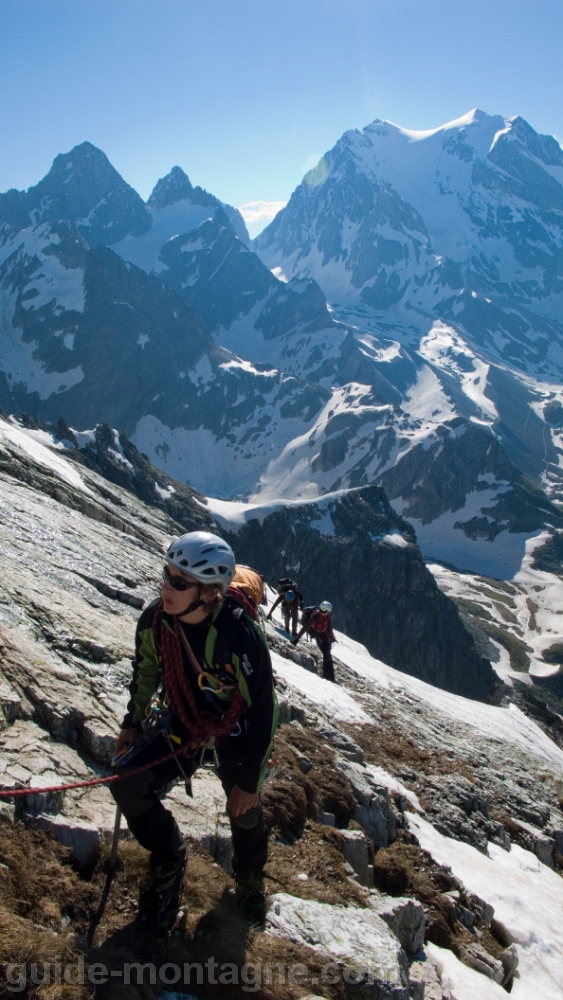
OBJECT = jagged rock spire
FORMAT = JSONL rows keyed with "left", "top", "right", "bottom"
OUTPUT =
{"left": 147, "top": 166, "right": 194, "bottom": 210}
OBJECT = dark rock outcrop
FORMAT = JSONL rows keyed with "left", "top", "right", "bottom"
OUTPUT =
{"left": 378, "top": 417, "right": 563, "bottom": 538}
{"left": 147, "top": 164, "right": 250, "bottom": 244}
{"left": 227, "top": 484, "right": 496, "bottom": 700}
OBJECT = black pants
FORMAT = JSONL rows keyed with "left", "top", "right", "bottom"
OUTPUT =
{"left": 111, "top": 736, "right": 268, "bottom": 872}
{"left": 313, "top": 634, "right": 335, "bottom": 682}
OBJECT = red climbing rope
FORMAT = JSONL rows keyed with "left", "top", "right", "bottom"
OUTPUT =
{"left": 0, "top": 743, "right": 190, "bottom": 799}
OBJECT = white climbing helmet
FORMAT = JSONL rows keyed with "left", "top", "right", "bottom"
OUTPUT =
{"left": 165, "top": 531, "right": 236, "bottom": 592}
{"left": 319, "top": 601, "right": 332, "bottom": 614}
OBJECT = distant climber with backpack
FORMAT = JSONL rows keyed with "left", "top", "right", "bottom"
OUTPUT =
{"left": 293, "top": 601, "right": 336, "bottom": 682}
{"left": 266, "top": 577, "right": 303, "bottom": 638}
{"left": 111, "top": 532, "right": 278, "bottom": 932}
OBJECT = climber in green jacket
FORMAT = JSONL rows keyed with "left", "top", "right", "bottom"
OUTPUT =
{"left": 112, "top": 532, "right": 278, "bottom": 932}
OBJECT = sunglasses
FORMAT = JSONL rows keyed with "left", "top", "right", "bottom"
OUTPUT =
{"left": 162, "top": 566, "right": 199, "bottom": 592}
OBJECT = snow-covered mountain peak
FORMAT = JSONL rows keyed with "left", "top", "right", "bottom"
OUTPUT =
{"left": 255, "top": 109, "right": 563, "bottom": 341}
{"left": 147, "top": 165, "right": 195, "bottom": 210}
{"left": 365, "top": 107, "right": 504, "bottom": 146}
{"left": 327, "top": 108, "right": 518, "bottom": 195}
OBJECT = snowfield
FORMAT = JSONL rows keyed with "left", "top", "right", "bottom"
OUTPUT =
{"left": 335, "top": 627, "right": 563, "bottom": 768}
{"left": 0, "top": 417, "right": 93, "bottom": 495}
{"left": 410, "top": 815, "right": 563, "bottom": 1000}
{"left": 112, "top": 200, "right": 217, "bottom": 274}
{"left": 268, "top": 595, "right": 563, "bottom": 768}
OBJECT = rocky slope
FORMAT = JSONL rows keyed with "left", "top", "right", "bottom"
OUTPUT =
{"left": 2, "top": 414, "right": 495, "bottom": 699}
{"left": 1, "top": 410, "right": 563, "bottom": 999}
{"left": 13, "top": 408, "right": 563, "bottom": 698}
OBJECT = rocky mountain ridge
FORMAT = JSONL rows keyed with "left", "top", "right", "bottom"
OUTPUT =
{"left": 250, "top": 110, "right": 563, "bottom": 569}
{"left": 0, "top": 216, "right": 333, "bottom": 498}
{"left": 213, "top": 485, "right": 496, "bottom": 700}
{"left": 2, "top": 119, "right": 563, "bottom": 612}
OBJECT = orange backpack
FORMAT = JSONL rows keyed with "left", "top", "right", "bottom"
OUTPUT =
{"left": 230, "top": 565, "right": 265, "bottom": 611}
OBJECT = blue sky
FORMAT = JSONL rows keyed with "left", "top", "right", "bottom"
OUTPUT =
{"left": 1, "top": 0, "right": 562, "bottom": 237}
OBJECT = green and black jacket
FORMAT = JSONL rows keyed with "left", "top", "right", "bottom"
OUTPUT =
{"left": 122, "top": 597, "right": 278, "bottom": 793}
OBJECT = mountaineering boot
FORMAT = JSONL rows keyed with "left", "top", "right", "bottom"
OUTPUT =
{"left": 235, "top": 868, "right": 266, "bottom": 925}
{"left": 138, "top": 857, "right": 186, "bottom": 932}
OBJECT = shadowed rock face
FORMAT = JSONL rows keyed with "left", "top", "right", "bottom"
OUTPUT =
{"left": 378, "top": 418, "right": 563, "bottom": 538}
{"left": 226, "top": 484, "right": 496, "bottom": 700}
{"left": 0, "top": 142, "right": 152, "bottom": 246}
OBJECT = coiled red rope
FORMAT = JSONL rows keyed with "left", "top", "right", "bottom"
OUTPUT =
{"left": 158, "top": 603, "right": 246, "bottom": 745}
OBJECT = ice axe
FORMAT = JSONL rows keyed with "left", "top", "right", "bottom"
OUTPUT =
{"left": 87, "top": 806, "right": 121, "bottom": 946}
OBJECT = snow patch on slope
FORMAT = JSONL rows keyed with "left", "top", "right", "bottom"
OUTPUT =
{"left": 132, "top": 408, "right": 321, "bottom": 500}
{"left": 334, "top": 628, "right": 563, "bottom": 768}
{"left": 0, "top": 316, "right": 84, "bottom": 399}
{"left": 403, "top": 365, "right": 456, "bottom": 425}
{"left": 392, "top": 488, "right": 537, "bottom": 578}
{"left": 426, "top": 943, "right": 507, "bottom": 1000}
{"left": 410, "top": 814, "right": 563, "bottom": 1000}
{"left": 428, "top": 538, "right": 563, "bottom": 679}
{"left": 0, "top": 418, "right": 92, "bottom": 495}
{"left": 418, "top": 321, "right": 497, "bottom": 421}
{"left": 112, "top": 201, "right": 216, "bottom": 274}
{"left": 205, "top": 489, "right": 347, "bottom": 532}
{"left": 0, "top": 225, "right": 85, "bottom": 314}
{"left": 271, "top": 650, "right": 372, "bottom": 723}
{"left": 253, "top": 384, "right": 391, "bottom": 501}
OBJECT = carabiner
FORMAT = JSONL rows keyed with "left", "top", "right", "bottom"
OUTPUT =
{"left": 198, "top": 738, "right": 219, "bottom": 770}
{"left": 197, "top": 671, "right": 236, "bottom": 695}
